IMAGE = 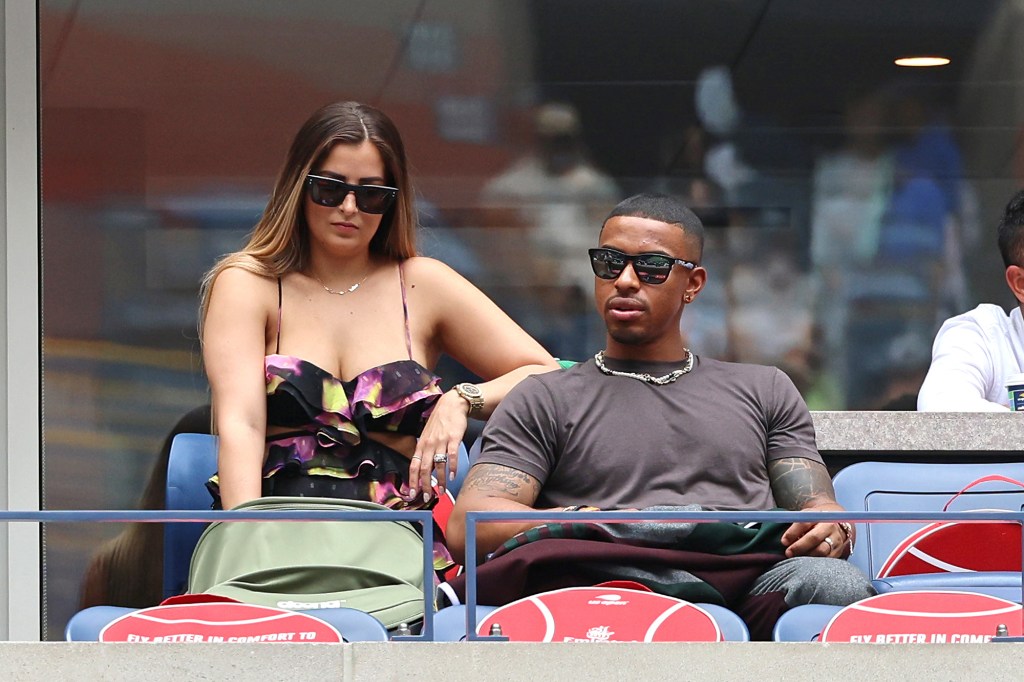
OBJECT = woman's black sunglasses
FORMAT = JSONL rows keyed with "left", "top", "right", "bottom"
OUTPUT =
{"left": 306, "top": 174, "right": 398, "bottom": 214}
{"left": 588, "top": 247, "right": 696, "bottom": 285}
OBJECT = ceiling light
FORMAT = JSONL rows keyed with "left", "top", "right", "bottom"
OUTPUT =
{"left": 894, "top": 56, "right": 951, "bottom": 67}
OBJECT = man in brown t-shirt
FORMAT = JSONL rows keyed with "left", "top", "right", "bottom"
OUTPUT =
{"left": 448, "top": 193, "right": 873, "bottom": 638}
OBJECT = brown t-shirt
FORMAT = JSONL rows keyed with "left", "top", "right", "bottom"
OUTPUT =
{"left": 476, "top": 355, "right": 822, "bottom": 511}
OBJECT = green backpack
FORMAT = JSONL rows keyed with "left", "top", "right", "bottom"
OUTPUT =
{"left": 187, "top": 497, "right": 427, "bottom": 629}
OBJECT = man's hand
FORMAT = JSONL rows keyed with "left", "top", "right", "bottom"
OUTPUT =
{"left": 780, "top": 503, "right": 851, "bottom": 559}
{"left": 769, "top": 457, "right": 853, "bottom": 559}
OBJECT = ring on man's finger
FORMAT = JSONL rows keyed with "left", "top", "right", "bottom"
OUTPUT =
{"left": 432, "top": 453, "right": 448, "bottom": 464}
{"left": 823, "top": 536, "right": 835, "bottom": 552}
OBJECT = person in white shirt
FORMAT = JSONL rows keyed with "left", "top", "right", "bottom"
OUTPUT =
{"left": 918, "top": 189, "right": 1024, "bottom": 411}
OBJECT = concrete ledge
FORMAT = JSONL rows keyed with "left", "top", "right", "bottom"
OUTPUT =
{"left": 812, "top": 411, "right": 1024, "bottom": 453}
{"left": 2, "top": 642, "right": 1024, "bottom": 681}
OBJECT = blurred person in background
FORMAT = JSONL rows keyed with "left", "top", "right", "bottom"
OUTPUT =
{"left": 809, "top": 90, "right": 895, "bottom": 409}
{"left": 79, "top": 405, "right": 211, "bottom": 609}
{"left": 479, "top": 101, "right": 620, "bottom": 360}
{"left": 918, "top": 189, "right": 1024, "bottom": 411}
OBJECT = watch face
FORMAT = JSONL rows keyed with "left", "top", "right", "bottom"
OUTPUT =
{"left": 458, "top": 383, "right": 483, "bottom": 399}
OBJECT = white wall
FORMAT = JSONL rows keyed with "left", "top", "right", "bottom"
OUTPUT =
{"left": 0, "top": 0, "right": 40, "bottom": 642}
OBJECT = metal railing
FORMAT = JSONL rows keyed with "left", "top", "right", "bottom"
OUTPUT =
{"left": 3, "top": 507, "right": 1024, "bottom": 642}
{"left": 461, "top": 508, "right": 1024, "bottom": 641}
{"left": 0, "top": 508, "right": 436, "bottom": 642}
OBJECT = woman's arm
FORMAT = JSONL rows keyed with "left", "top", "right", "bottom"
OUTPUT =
{"left": 403, "top": 257, "right": 560, "bottom": 500}
{"left": 202, "top": 267, "right": 276, "bottom": 509}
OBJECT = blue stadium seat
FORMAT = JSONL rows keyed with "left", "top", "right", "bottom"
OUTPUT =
{"left": 447, "top": 441, "right": 473, "bottom": 499}
{"left": 872, "top": 572, "right": 1024, "bottom": 601}
{"left": 772, "top": 604, "right": 842, "bottom": 642}
{"left": 832, "top": 461, "right": 1024, "bottom": 600}
{"left": 432, "top": 604, "right": 499, "bottom": 641}
{"left": 468, "top": 434, "right": 483, "bottom": 464}
{"left": 65, "top": 606, "right": 135, "bottom": 641}
{"left": 698, "top": 603, "right": 750, "bottom": 641}
{"left": 163, "top": 433, "right": 219, "bottom": 600}
{"left": 301, "top": 607, "right": 390, "bottom": 642}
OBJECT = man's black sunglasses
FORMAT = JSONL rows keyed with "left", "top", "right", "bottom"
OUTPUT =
{"left": 588, "top": 247, "right": 696, "bottom": 285}
{"left": 306, "top": 174, "right": 398, "bottom": 214}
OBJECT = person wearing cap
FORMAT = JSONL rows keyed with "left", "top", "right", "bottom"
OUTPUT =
{"left": 478, "top": 101, "right": 620, "bottom": 357}
{"left": 918, "top": 188, "right": 1024, "bottom": 411}
{"left": 447, "top": 193, "right": 873, "bottom": 640}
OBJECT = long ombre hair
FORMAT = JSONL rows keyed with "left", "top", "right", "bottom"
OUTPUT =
{"left": 198, "top": 101, "right": 417, "bottom": 333}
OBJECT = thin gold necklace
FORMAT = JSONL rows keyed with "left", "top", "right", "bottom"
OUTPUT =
{"left": 594, "top": 349, "right": 693, "bottom": 385}
{"left": 313, "top": 271, "right": 370, "bottom": 296}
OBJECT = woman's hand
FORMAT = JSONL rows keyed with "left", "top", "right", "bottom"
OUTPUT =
{"left": 408, "top": 390, "right": 470, "bottom": 503}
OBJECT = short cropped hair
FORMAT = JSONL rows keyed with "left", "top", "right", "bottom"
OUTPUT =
{"left": 997, "top": 188, "right": 1024, "bottom": 268}
{"left": 603, "top": 193, "right": 705, "bottom": 260}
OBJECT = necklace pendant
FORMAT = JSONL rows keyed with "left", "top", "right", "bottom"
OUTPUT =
{"left": 315, "top": 272, "right": 369, "bottom": 296}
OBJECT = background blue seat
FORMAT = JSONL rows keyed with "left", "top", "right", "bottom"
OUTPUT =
{"left": 772, "top": 604, "right": 843, "bottom": 642}
{"left": 832, "top": 461, "right": 1024, "bottom": 599}
{"left": 447, "top": 440, "right": 473, "bottom": 499}
{"left": 698, "top": 603, "right": 750, "bottom": 641}
{"left": 65, "top": 606, "right": 135, "bottom": 641}
{"left": 432, "top": 604, "right": 499, "bottom": 641}
{"left": 299, "top": 607, "right": 390, "bottom": 641}
{"left": 163, "top": 433, "right": 219, "bottom": 600}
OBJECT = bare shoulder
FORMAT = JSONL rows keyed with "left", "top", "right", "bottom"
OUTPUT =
{"left": 213, "top": 264, "right": 277, "bottom": 290}
{"left": 401, "top": 256, "right": 463, "bottom": 286}
{"left": 207, "top": 265, "right": 279, "bottom": 315}
{"left": 401, "top": 256, "right": 481, "bottom": 309}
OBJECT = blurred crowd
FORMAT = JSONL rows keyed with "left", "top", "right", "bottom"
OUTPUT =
{"left": 416, "top": 66, "right": 984, "bottom": 410}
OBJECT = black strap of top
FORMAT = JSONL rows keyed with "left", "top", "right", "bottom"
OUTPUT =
{"left": 398, "top": 262, "right": 413, "bottom": 360}
{"left": 276, "top": 277, "right": 283, "bottom": 354}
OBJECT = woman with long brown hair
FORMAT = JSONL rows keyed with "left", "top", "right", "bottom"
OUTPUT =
{"left": 201, "top": 101, "right": 557, "bottom": 511}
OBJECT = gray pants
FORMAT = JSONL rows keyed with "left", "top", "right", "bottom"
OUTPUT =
{"left": 748, "top": 556, "right": 876, "bottom": 607}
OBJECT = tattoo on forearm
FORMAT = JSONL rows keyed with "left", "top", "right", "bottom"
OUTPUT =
{"left": 463, "top": 463, "right": 539, "bottom": 502}
{"left": 768, "top": 458, "right": 836, "bottom": 510}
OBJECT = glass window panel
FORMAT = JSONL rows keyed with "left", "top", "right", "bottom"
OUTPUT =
{"left": 39, "top": 0, "right": 1024, "bottom": 638}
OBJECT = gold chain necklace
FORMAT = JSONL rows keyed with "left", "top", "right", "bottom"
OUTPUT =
{"left": 314, "top": 272, "right": 370, "bottom": 296}
{"left": 594, "top": 349, "right": 693, "bottom": 385}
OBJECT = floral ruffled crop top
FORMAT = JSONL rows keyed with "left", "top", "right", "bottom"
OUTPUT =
{"left": 207, "top": 263, "right": 444, "bottom": 510}
{"left": 262, "top": 353, "right": 442, "bottom": 478}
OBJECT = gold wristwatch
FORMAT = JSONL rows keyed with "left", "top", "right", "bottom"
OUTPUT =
{"left": 454, "top": 382, "right": 485, "bottom": 415}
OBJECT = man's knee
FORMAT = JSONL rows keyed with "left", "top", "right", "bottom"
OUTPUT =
{"left": 752, "top": 557, "right": 875, "bottom": 607}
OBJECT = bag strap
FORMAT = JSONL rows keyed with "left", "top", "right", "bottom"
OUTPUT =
{"left": 942, "top": 474, "right": 1024, "bottom": 511}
